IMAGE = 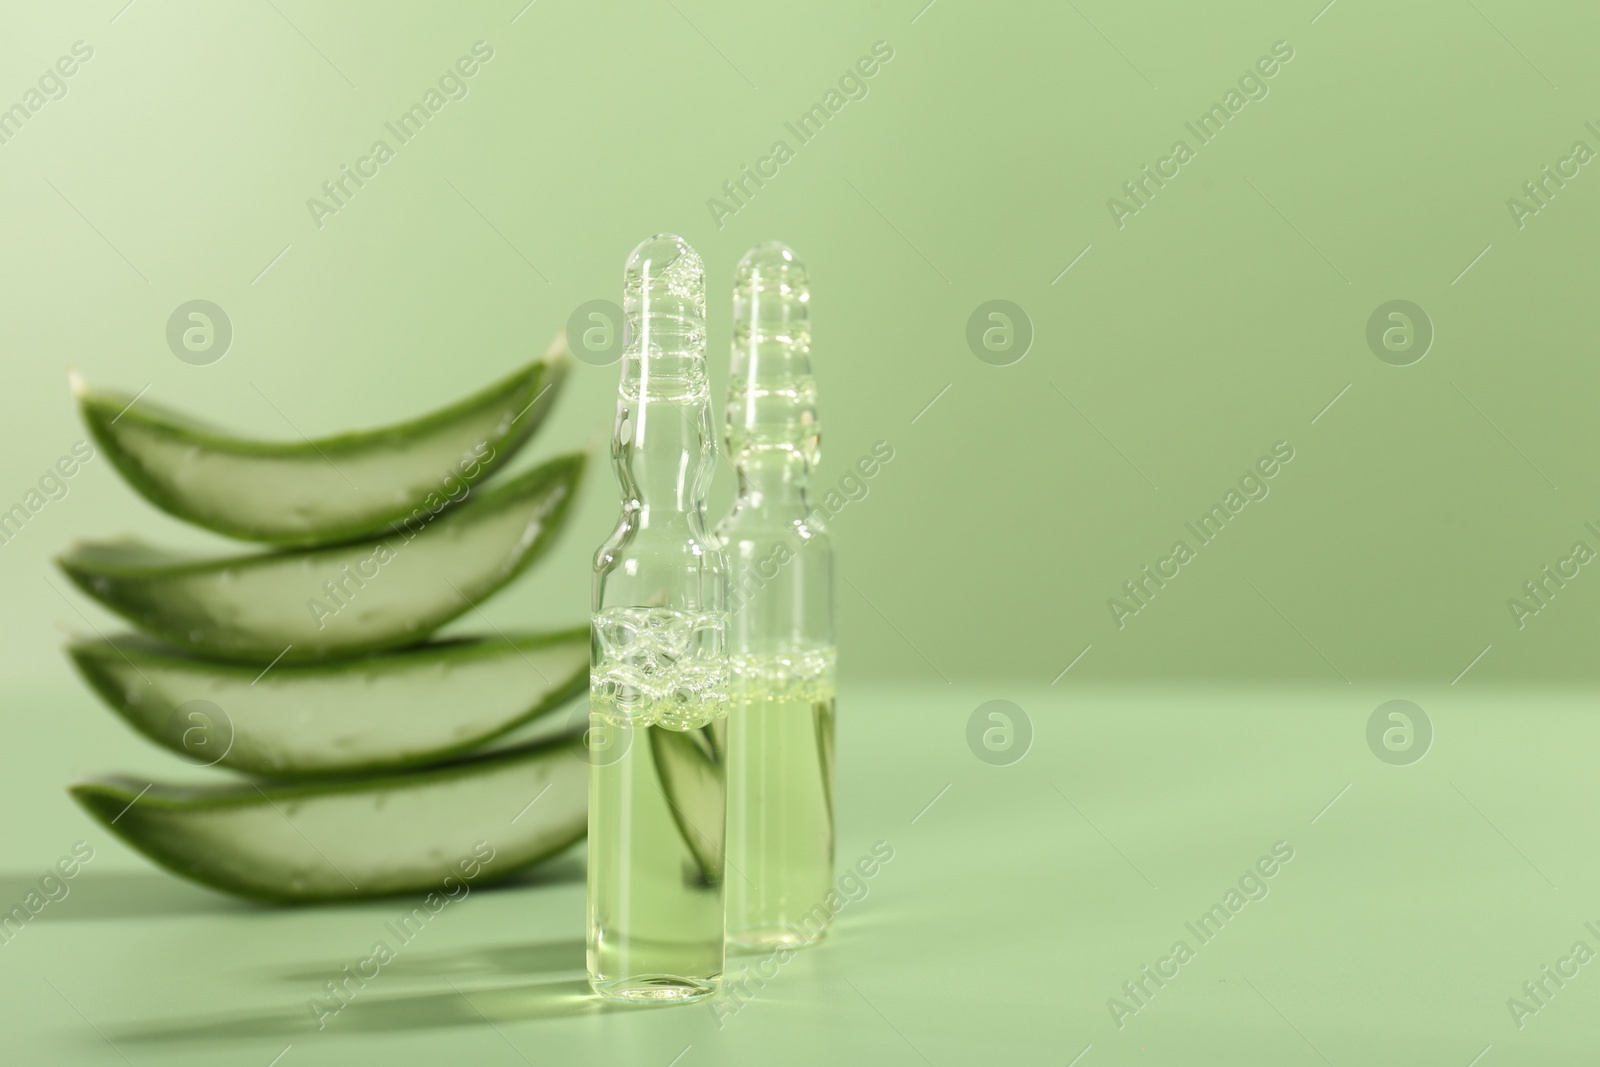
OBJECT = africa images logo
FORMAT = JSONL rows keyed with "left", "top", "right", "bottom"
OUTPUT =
{"left": 1105, "top": 41, "right": 1296, "bottom": 230}
{"left": 305, "top": 42, "right": 495, "bottom": 230}
{"left": 706, "top": 41, "right": 895, "bottom": 229}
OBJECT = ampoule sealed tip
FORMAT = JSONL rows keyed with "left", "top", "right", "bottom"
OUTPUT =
{"left": 729, "top": 241, "right": 817, "bottom": 467}
{"left": 625, "top": 234, "right": 706, "bottom": 351}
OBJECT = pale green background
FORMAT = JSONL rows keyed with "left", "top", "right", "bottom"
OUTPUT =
{"left": 2, "top": 0, "right": 1598, "bottom": 1063}
{"left": 7, "top": 0, "right": 1600, "bottom": 693}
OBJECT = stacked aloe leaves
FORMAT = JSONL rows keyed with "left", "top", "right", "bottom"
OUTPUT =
{"left": 60, "top": 334, "right": 594, "bottom": 902}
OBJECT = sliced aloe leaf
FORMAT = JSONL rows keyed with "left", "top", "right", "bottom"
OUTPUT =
{"left": 75, "top": 335, "right": 569, "bottom": 546}
{"left": 69, "top": 629, "right": 587, "bottom": 777}
{"left": 650, "top": 723, "right": 726, "bottom": 885}
{"left": 70, "top": 736, "right": 588, "bottom": 903}
{"left": 816, "top": 701, "right": 835, "bottom": 827}
{"left": 57, "top": 453, "right": 585, "bottom": 665}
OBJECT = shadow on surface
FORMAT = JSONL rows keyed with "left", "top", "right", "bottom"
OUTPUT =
{"left": 272, "top": 938, "right": 586, "bottom": 983}
{"left": 0, "top": 850, "right": 584, "bottom": 924}
{"left": 113, "top": 975, "right": 622, "bottom": 1046}
{"left": 0, "top": 869, "right": 256, "bottom": 921}
{"left": 114, "top": 933, "right": 633, "bottom": 1046}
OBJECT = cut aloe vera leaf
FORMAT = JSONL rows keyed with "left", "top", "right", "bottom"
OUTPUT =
{"left": 57, "top": 453, "right": 585, "bottom": 665}
{"left": 650, "top": 723, "right": 726, "bottom": 885}
{"left": 69, "top": 628, "right": 587, "bottom": 777}
{"left": 70, "top": 736, "right": 587, "bottom": 902}
{"left": 816, "top": 702, "right": 835, "bottom": 827}
{"left": 75, "top": 335, "right": 569, "bottom": 546}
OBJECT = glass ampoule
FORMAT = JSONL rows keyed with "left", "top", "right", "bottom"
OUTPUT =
{"left": 717, "top": 242, "right": 836, "bottom": 951}
{"left": 588, "top": 234, "right": 730, "bottom": 1002}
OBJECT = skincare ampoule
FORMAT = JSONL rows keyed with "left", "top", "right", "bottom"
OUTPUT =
{"left": 588, "top": 235, "right": 730, "bottom": 1001}
{"left": 717, "top": 242, "right": 836, "bottom": 950}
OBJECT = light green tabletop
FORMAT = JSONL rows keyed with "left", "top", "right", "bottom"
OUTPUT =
{"left": 2, "top": 683, "right": 1593, "bottom": 1065}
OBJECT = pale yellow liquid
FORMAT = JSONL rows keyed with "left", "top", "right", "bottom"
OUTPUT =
{"left": 587, "top": 701, "right": 726, "bottom": 1001}
{"left": 726, "top": 691, "right": 836, "bottom": 950}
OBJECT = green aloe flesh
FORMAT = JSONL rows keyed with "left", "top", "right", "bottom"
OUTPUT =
{"left": 76, "top": 336, "right": 569, "bottom": 546}
{"left": 70, "top": 736, "right": 588, "bottom": 903}
{"left": 57, "top": 453, "right": 585, "bottom": 665}
{"left": 70, "top": 630, "right": 587, "bottom": 777}
{"left": 650, "top": 723, "right": 726, "bottom": 885}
